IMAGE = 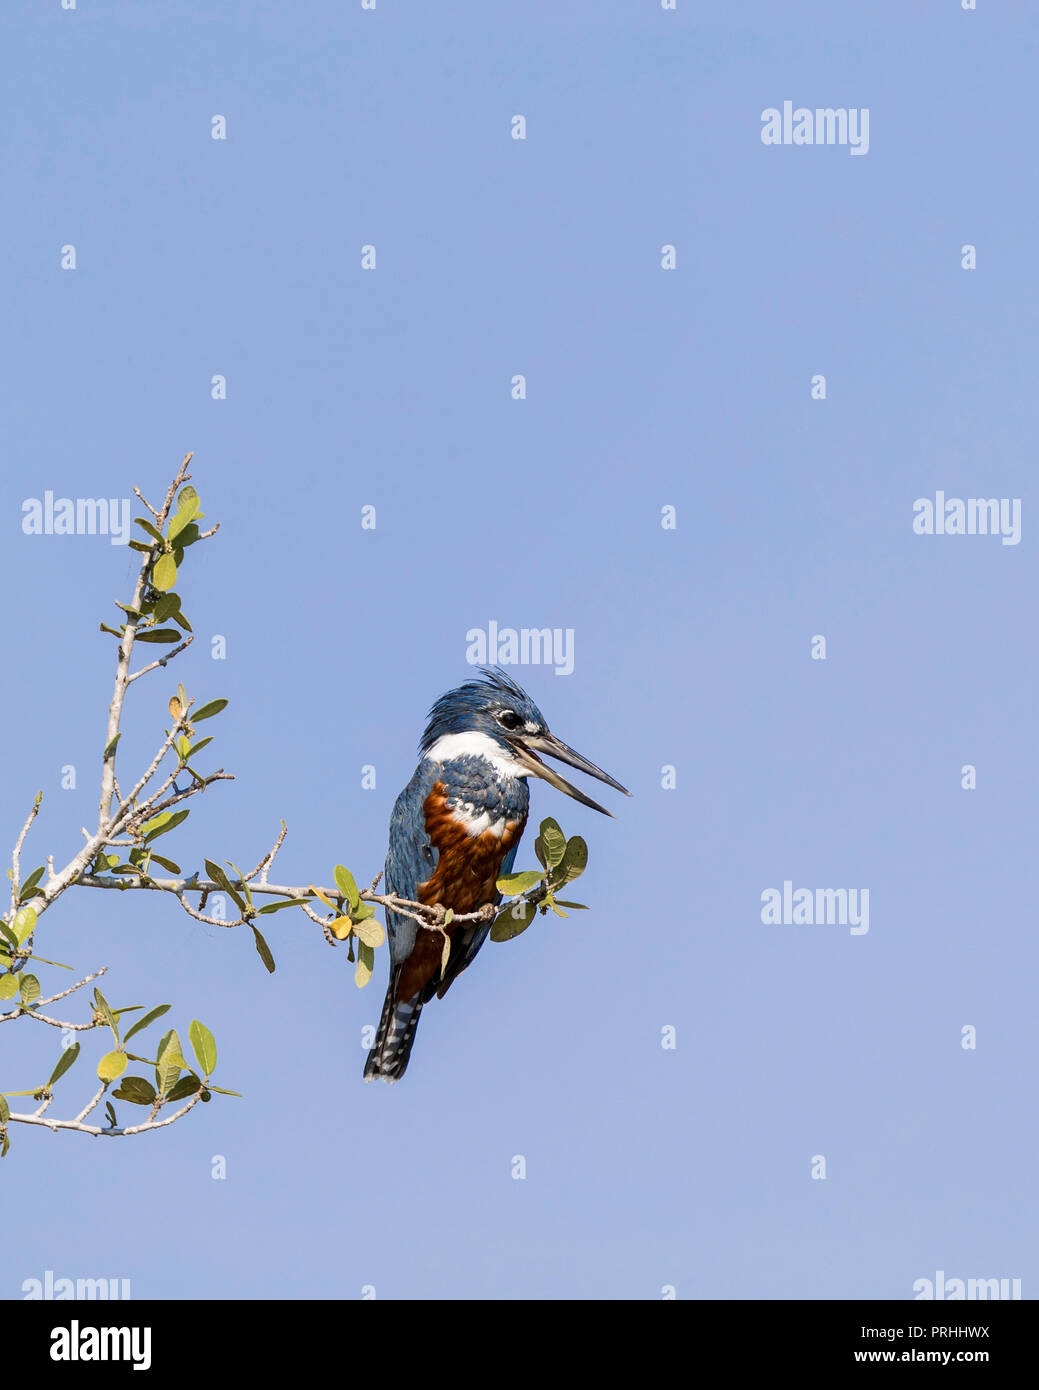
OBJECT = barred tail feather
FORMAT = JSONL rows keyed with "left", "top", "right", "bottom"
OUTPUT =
{"left": 364, "top": 978, "right": 423, "bottom": 1084}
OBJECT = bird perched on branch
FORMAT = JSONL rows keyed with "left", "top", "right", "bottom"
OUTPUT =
{"left": 364, "top": 668, "right": 629, "bottom": 1083}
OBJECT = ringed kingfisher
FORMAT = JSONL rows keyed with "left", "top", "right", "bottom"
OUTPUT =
{"left": 364, "top": 667, "right": 629, "bottom": 1083}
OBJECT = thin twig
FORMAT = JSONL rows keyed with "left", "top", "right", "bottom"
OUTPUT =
{"left": 74, "top": 1084, "right": 107, "bottom": 1125}
{"left": 0, "top": 1007, "right": 102, "bottom": 1032}
{"left": 98, "top": 452, "right": 193, "bottom": 831}
{"left": 132, "top": 485, "right": 160, "bottom": 520}
{"left": 33, "top": 1093, "right": 55, "bottom": 1120}
{"left": 245, "top": 822, "right": 288, "bottom": 886}
{"left": 7, "top": 1086, "right": 207, "bottom": 1137}
{"left": 125, "top": 772, "right": 233, "bottom": 826}
{"left": 38, "top": 967, "right": 108, "bottom": 1007}
{"left": 127, "top": 634, "right": 194, "bottom": 683}
{"left": 11, "top": 794, "right": 41, "bottom": 911}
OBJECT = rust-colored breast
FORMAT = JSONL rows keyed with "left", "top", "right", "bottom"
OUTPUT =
{"left": 418, "top": 783, "right": 524, "bottom": 912}
{"left": 395, "top": 782, "right": 525, "bottom": 1003}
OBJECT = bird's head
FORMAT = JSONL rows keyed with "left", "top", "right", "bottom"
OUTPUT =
{"left": 420, "top": 667, "right": 630, "bottom": 815}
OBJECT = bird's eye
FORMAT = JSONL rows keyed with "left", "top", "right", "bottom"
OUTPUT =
{"left": 497, "top": 710, "right": 521, "bottom": 730}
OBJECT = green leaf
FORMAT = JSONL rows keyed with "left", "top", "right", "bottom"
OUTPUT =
{"left": 128, "top": 539, "right": 153, "bottom": 554}
{"left": 176, "top": 735, "right": 191, "bottom": 760}
{"left": 533, "top": 836, "right": 547, "bottom": 868}
{"left": 225, "top": 861, "right": 252, "bottom": 906}
{"left": 334, "top": 865, "right": 360, "bottom": 908}
{"left": 192, "top": 699, "right": 228, "bottom": 722}
{"left": 490, "top": 900, "right": 537, "bottom": 942}
{"left": 152, "top": 553, "right": 178, "bottom": 591}
{"left": 148, "top": 853, "right": 181, "bottom": 875}
{"left": 123, "top": 1003, "right": 171, "bottom": 1045}
{"left": 204, "top": 860, "right": 246, "bottom": 912}
{"left": 538, "top": 818, "right": 567, "bottom": 868}
{"left": 554, "top": 836, "right": 588, "bottom": 885}
{"left": 176, "top": 484, "right": 199, "bottom": 510}
{"left": 355, "top": 941, "right": 374, "bottom": 988}
{"left": 19, "top": 974, "right": 40, "bottom": 1007}
{"left": 17, "top": 867, "right": 45, "bottom": 902}
{"left": 48, "top": 1042, "right": 81, "bottom": 1087}
{"left": 495, "top": 870, "right": 545, "bottom": 895}
{"left": 105, "top": 1101, "right": 118, "bottom": 1127}
{"left": 168, "top": 496, "right": 200, "bottom": 540}
{"left": 250, "top": 925, "right": 276, "bottom": 974}
{"left": 134, "top": 517, "right": 163, "bottom": 543}
{"left": 188, "top": 1020, "right": 217, "bottom": 1076}
{"left": 153, "top": 593, "right": 182, "bottom": 622}
{"left": 166, "top": 1075, "right": 202, "bottom": 1103}
{"left": 103, "top": 733, "right": 122, "bottom": 759}
{"left": 97, "top": 1050, "right": 128, "bottom": 1083}
{"left": 24, "top": 954, "right": 73, "bottom": 969}
{"left": 174, "top": 522, "right": 200, "bottom": 548}
{"left": 188, "top": 736, "right": 213, "bottom": 757}
{"left": 553, "top": 900, "right": 588, "bottom": 909}
{"left": 143, "top": 809, "right": 189, "bottom": 842}
{"left": 0, "top": 1095, "right": 9, "bottom": 1124}
{"left": 256, "top": 897, "right": 312, "bottom": 915}
{"left": 135, "top": 628, "right": 181, "bottom": 644}
{"left": 207, "top": 1085, "right": 242, "bottom": 1098}
{"left": 13, "top": 907, "right": 37, "bottom": 945}
{"left": 155, "top": 1029, "right": 183, "bottom": 1095}
{"left": 0, "top": 921, "right": 18, "bottom": 951}
{"left": 93, "top": 988, "right": 120, "bottom": 1040}
{"left": 0, "top": 975, "right": 19, "bottom": 1000}
{"left": 352, "top": 917, "right": 384, "bottom": 949}
{"left": 112, "top": 1076, "right": 157, "bottom": 1105}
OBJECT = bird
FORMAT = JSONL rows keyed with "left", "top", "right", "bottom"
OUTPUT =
{"left": 364, "top": 667, "right": 629, "bottom": 1083}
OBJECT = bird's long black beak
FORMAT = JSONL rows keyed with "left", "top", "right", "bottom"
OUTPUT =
{"left": 511, "top": 732, "right": 631, "bottom": 817}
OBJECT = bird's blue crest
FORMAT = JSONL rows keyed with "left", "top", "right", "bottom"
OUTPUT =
{"left": 419, "top": 667, "right": 546, "bottom": 754}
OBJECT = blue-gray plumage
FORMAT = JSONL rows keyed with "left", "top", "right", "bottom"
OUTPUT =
{"left": 364, "top": 668, "right": 629, "bottom": 1083}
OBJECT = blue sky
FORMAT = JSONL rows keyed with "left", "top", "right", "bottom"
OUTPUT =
{"left": 1, "top": 0, "right": 1036, "bottom": 1299}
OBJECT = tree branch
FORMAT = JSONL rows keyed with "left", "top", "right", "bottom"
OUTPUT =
{"left": 11, "top": 793, "right": 41, "bottom": 911}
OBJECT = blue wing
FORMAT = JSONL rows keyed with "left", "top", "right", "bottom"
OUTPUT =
{"left": 383, "top": 760, "right": 441, "bottom": 970}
